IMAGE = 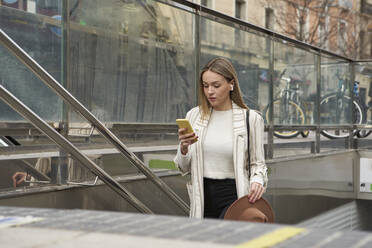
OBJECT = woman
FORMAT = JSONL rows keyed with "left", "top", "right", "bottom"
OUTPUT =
{"left": 174, "top": 57, "right": 268, "bottom": 219}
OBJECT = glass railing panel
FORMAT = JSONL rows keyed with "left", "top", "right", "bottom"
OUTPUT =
{"left": 67, "top": 0, "right": 196, "bottom": 125}
{"left": 0, "top": 45, "right": 63, "bottom": 122}
{"left": 198, "top": 14, "right": 274, "bottom": 161}
{"left": 352, "top": 62, "right": 372, "bottom": 140}
{"left": 61, "top": 0, "right": 196, "bottom": 158}
{"left": 272, "top": 40, "right": 317, "bottom": 157}
{"left": 320, "top": 56, "right": 351, "bottom": 126}
{"left": 0, "top": 0, "right": 194, "bottom": 195}
{"left": 317, "top": 56, "right": 352, "bottom": 152}
{"left": 2, "top": 0, "right": 361, "bottom": 181}
{"left": 199, "top": 16, "right": 270, "bottom": 112}
{"left": 318, "top": 56, "right": 353, "bottom": 148}
{"left": 273, "top": 41, "right": 317, "bottom": 126}
{"left": 0, "top": 3, "right": 63, "bottom": 121}
{"left": 0, "top": 45, "right": 139, "bottom": 193}
{"left": 1, "top": 0, "right": 362, "bottom": 218}
{"left": 355, "top": 63, "right": 372, "bottom": 111}
{"left": 237, "top": 31, "right": 271, "bottom": 113}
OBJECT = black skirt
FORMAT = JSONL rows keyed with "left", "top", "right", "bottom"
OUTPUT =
{"left": 203, "top": 177, "right": 238, "bottom": 219}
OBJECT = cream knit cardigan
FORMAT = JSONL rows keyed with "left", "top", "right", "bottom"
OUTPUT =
{"left": 174, "top": 102, "right": 268, "bottom": 218}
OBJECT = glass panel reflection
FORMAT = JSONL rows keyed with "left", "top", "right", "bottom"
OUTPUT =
{"left": 199, "top": 16, "right": 270, "bottom": 113}
{"left": 353, "top": 62, "right": 372, "bottom": 139}
{"left": 0, "top": 155, "right": 101, "bottom": 190}
{"left": 272, "top": 40, "right": 316, "bottom": 140}
{"left": 319, "top": 56, "right": 355, "bottom": 139}
{"left": 68, "top": 0, "right": 195, "bottom": 123}
{"left": 0, "top": 2, "right": 63, "bottom": 121}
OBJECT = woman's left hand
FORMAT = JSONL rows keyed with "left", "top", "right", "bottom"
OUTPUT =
{"left": 248, "top": 182, "right": 264, "bottom": 203}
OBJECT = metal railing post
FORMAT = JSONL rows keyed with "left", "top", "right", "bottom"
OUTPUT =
{"left": 348, "top": 62, "right": 355, "bottom": 149}
{"left": 267, "top": 37, "right": 274, "bottom": 159}
{"left": 315, "top": 52, "right": 321, "bottom": 153}
{"left": 61, "top": 0, "right": 71, "bottom": 136}
{"left": 194, "top": 6, "right": 201, "bottom": 105}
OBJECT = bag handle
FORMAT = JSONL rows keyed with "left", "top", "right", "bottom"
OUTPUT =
{"left": 246, "top": 109, "right": 251, "bottom": 179}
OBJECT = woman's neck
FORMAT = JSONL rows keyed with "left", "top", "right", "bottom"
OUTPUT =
{"left": 213, "top": 100, "right": 232, "bottom": 111}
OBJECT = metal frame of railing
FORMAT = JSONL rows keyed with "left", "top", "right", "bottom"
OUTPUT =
{"left": 0, "top": 84, "right": 152, "bottom": 213}
{"left": 0, "top": 29, "right": 189, "bottom": 215}
{"left": 2, "top": 0, "right": 372, "bottom": 212}
{"left": 168, "top": 0, "right": 354, "bottom": 60}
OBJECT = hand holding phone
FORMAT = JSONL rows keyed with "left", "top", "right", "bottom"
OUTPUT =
{"left": 176, "top": 119, "right": 198, "bottom": 154}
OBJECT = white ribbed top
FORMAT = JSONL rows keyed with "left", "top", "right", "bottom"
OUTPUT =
{"left": 203, "top": 109, "right": 234, "bottom": 179}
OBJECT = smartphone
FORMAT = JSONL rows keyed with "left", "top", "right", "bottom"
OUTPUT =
{"left": 176, "top": 119, "right": 198, "bottom": 143}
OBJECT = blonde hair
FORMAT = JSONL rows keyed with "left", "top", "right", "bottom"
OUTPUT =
{"left": 198, "top": 57, "right": 248, "bottom": 119}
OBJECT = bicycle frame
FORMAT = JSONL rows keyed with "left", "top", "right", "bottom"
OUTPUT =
{"left": 278, "top": 77, "right": 305, "bottom": 124}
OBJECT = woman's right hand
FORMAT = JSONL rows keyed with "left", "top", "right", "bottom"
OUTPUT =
{"left": 178, "top": 128, "right": 198, "bottom": 155}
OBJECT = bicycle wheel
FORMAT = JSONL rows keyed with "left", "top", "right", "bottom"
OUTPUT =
{"left": 320, "top": 94, "right": 364, "bottom": 139}
{"left": 264, "top": 99, "right": 306, "bottom": 139}
{"left": 356, "top": 129, "right": 372, "bottom": 138}
{"left": 301, "top": 130, "right": 310, "bottom": 138}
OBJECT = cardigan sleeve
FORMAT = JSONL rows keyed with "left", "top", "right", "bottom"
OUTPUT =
{"left": 174, "top": 146, "right": 191, "bottom": 175}
{"left": 249, "top": 111, "right": 268, "bottom": 189}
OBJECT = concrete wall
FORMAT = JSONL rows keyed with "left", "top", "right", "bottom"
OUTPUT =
{"left": 0, "top": 150, "right": 364, "bottom": 225}
{"left": 0, "top": 174, "right": 189, "bottom": 216}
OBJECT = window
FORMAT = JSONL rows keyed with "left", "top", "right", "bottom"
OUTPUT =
{"left": 338, "top": 21, "right": 347, "bottom": 51}
{"left": 265, "top": 8, "right": 274, "bottom": 51}
{"left": 359, "top": 31, "right": 365, "bottom": 58}
{"left": 296, "top": 7, "right": 309, "bottom": 41}
{"left": 235, "top": 0, "right": 245, "bottom": 19}
{"left": 265, "top": 7, "right": 274, "bottom": 30}
{"left": 235, "top": 0, "right": 245, "bottom": 47}
{"left": 201, "top": 0, "right": 210, "bottom": 42}
{"left": 318, "top": 17, "right": 326, "bottom": 48}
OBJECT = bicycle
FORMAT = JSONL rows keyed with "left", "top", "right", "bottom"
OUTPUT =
{"left": 262, "top": 70, "right": 309, "bottom": 139}
{"left": 318, "top": 75, "right": 365, "bottom": 139}
{"left": 249, "top": 69, "right": 367, "bottom": 139}
{"left": 355, "top": 81, "right": 372, "bottom": 138}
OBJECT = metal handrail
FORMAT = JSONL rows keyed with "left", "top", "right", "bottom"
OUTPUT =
{"left": 0, "top": 29, "right": 189, "bottom": 214}
{"left": 171, "top": 0, "right": 353, "bottom": 62}
{"left": 0, "top": 85, "right": 152, "bottom": 213}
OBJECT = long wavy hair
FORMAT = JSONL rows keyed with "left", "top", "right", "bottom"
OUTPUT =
{"left": 198, "top": 57, "right": 248, "bottom": 119}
